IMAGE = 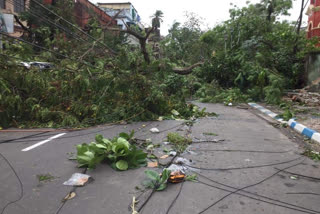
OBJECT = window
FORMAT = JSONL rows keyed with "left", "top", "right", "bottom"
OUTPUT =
{"left": 0, "top": 0, "right": 5, "bottom": 9}
{"left": 14, "top": 0, "right": 25, "bottom": 13}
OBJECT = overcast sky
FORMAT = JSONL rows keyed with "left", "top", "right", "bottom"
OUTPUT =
{"left": 90, "top": 0, "right": 308, "bottom": 35}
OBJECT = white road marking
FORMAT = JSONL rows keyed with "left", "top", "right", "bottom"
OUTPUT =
{"left": 21, "top": 133, "right": 66, "bottom": 151}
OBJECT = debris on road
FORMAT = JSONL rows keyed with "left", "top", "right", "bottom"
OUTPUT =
{"left": 160, "top": 155, "right": 169, "bottom": 159}
{"left": 169, "top": 151, "right": 177, "bottom": 156}
{"left": 62, "top": 192, "right": 76, "bottom": 202}
{"left": 131, "top": 196, "right": 139, "bottom": 214}
{"left": 150, "top": 128, "right": 160, "bottom": 133}
{"left": 63, "top": 173, "right": 92, "bottom": 186}
{"left": 290, "top": 175, "right": 298, "bottom": 180}
{"left": 167, "top": 164, "right": 186, "bottom": 174}
{"left": 147, "top": 161, "right": 158, "bottom": 168}
{"left": 175, "top": 157, "right": 191, "bottom": 165}
{"left": 168, "top": 170, "right": 185, "bottom": 183}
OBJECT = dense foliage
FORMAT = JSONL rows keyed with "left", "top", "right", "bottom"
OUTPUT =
{"left": 0, "top": 0, "right": 318, "bottom": 128}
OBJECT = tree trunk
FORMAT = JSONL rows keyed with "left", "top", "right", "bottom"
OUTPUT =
{"left": 140, "top": 39, "right": 150, "bottom": 64}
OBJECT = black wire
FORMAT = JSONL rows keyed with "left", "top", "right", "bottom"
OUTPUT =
{"left": 197, "top": 158, "right": 305, "bottom": 214}
{"left": 0, "top": 131, "right": 50, "bottom": 144}
{"left": 54, "top": 168, "right": 87, "bottom": 214}
{"left": 136, "top": 123, "right": 186, "bottom": 139}
{"left": 0, "top": 152, "right": 24, "bottom": 214}
{"left": 138, "top": 189, "right": 155, "bottom": 213}
{"left": 286, "top": 192, "right": 320, "bottom": 196}
{"left": 165, "top": 181, "right": 184, "bottom": 214}
{"left": 294, "top": 0, "right": 310, "bottom": 29}
{"left": 197, "top": 180, "right": 319, "bottom": 214}
{"left": 0, "top": 33, "right": 99, "bottom": 69}
{"left": 30, "top": 0, "right": 116, "bottom": 55}
{"left": 184, "top": 156, "right": 302, "bottom": 171}
{"left": 6, "top": 0, "right": 86, "bottom": 43}
{"left": 0, "top": 32, "right": 69, "bottom": 58}
{"left": 192, "top": 165, "right": 320, "bottom": 214}
{"left": 2, "top": 113, "right": 150, "bottom": 144}
{"left": 274, "top": 168, "right": 320, "bottom": 181}
{"left": 190, "top": 149, "right": 291, "bottom": 154}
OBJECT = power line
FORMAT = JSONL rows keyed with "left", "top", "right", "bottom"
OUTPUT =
{"left": 6, "top": 0, "right": 87, "bottom": 43}
{"left": 0, "top": 32, "right": 100, "bottom": 69}
{"left": 30, "top": 0, "right": 117, "bottom": 55}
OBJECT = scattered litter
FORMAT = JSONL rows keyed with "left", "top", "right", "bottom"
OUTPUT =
{"left": 142, "top": 124, "right": 146, "bottom": 128}
{"left": 228, "top": 103, "right": 233, "bottom": 106}
{"left": 157, "top": 117, "right": 163, "bottom": 121}
{"left": 175, "top": 157, "right": 191, "bottom": 165}
{"left": 169, "top": 151, "right": 177, "bottom": 156}
{"left": 63, "top": 173, "right": 91, "bottom": 186}
{"left": 146, "top": 138, "right": 152, "bottom": 143}
{"left": 168, "top": 171, "right": 185, "bottom": 183}
{"left": 163, "top": 141, "right": 170, "bottom": 145}
{"left": 147, "top": 162, "right": 158, "bottom": 168}
{"left": 167, "top": 164, "right": 186, "bottom": 174}
{"left": 146, "top": 145, "right": 154, "bottom": 151}
{"left": 150, "top": 128, "right": 160, "bottom": 133}
{"left": 290, "top": 175, "right": 298, "bottom": 180}
{"left": 245, "top": 159, "right": 251, "bottom": 162}
{"left": 160, "top": 155, "right": 169, "bottom": 159}
{"left": 62, "top": 192, "right": 76, "bottom": 202}
{"left": 131, "top": 196, "right": 139, "bottom": 214}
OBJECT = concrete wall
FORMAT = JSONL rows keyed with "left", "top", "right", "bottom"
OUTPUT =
{"left": 305, "top": 52, "right": 320, "bottom": 91}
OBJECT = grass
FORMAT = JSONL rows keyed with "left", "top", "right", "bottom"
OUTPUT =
{"left": 167, "top": 132, "right": 192, "bottom": 153}
{"left": 311, "top": 112, "right": 320, "bottom": 117}
{"left": 37, "top": 174, "right": 54, "bottom": 182}
{"left": 203, "top": 132, "right": 218, "bottom": 136}
{"left": 302, "top": 150, "right": 320, "bottom": 161}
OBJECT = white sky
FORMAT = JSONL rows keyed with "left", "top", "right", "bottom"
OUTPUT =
{"left": 90, "top": 0, "right": 308, "bottom": 35}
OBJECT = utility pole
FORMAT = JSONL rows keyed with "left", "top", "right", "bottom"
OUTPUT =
{"left": 296, "top": 0, "right": 305, "bottom": 36}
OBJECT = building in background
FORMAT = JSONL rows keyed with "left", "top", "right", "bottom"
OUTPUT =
{"left": 306, "top": 0, "right": 320, "bottom": 40}
{"left": 97, "top": 2, "right": 143, "bottom": 45}
{"left": 42, "top": 0, "right": 116, "bottom": 30}
{"left": 305, "top": 0, "right": 320, "bottom": 89}
{"left": 0, "top": 0, "right": 29, "bottom": 37}
{"left": 97, "top": 2, "right": 142, "bottom": 29}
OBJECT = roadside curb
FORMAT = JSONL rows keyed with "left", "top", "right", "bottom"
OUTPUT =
{"left": 248, "top": 103, "right": 320, "bottom": 144}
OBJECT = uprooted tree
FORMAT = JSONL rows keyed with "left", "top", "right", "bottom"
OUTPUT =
{"left": 0, "top": 0, "right": 317, "bottom": 128}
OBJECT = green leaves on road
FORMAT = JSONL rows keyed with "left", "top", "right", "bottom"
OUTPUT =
{"left": 143, "top": 169, "right": 171, "bottom": 191}
{"left": 76, "top": 131, "right": 147, "bottom": 170}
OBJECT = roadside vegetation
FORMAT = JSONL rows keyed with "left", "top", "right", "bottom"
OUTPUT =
{"left": 0, "top": 0, "right": 317, "bottom": 128}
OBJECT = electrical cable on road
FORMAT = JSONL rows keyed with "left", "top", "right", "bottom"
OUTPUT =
{"left": 165, "top": 181, "right": 184, "bottom": 214}
{"left": 0, "top": 110, "right": 147, "bottom": 144}
{"left": 197, "top": 158, "right": 306, "bottom": 214}
{"left": 0, "top": 152, "right": 24, "bottom": 214}
{"left": 191, "top": 161, "right": 320, "bottom": 214}
{"left": 196, "top": 180, "right": 319, "bottom": 214}
{"left": 0, "top": 131, "right": 50, "bottom": 144}
{"left": 184, "top": 156, "right": 303, "bottom": 171}
{"left": 274, "top": 167, "right": 320, "bottom": 181}
{"left": 190, "top": 149, "right": 291, "bottom": 154}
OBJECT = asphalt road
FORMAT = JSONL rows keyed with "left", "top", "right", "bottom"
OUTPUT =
{"left": 0, "top": 103, "right": 319, "bottom": 214}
